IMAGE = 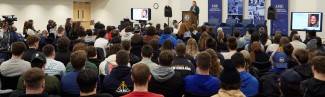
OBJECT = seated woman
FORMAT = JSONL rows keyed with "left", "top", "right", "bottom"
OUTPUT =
{"left": 250, "top": 41, "right": 269, "bottom": 63}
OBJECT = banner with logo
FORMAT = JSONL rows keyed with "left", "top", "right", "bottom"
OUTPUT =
{"left": 228, "top": 0, "right": 243, "bottom": 23}
{"left": 271, "top": 0, "right": 289, "bottom": 36}
{"left": 248, "top": 0, "right": 265, "bottom": 24}
{"left": 208, "top": 0, "right": 222, "bottom": 22}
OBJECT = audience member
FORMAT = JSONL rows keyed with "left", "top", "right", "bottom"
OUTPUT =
{"left": 266, "top": 34, "right": 282, "bottom": 54}
{"left": 131, "top": 28, "right": 144, "bottom": 46}
{"left": 241, "top": 28, "right": 254, "bottom": 44}
{"left": 143, "top": 26, "right": 159, "bottom": 44}
{"left": 283, "top": 43, "right": 298, "bottom": 69}
{"left": 186, "top": 38, "right": 199, "bottom": 57}
{"left": 149, "top": 39, "right": 160, "bottom": 64}
{"left": 56, "top": 26, "right": 65, "bottom": 39}
{"left": 158, "top": 27, "right": 177, "bottom": 48}
{"left": 173, "top": 24, "right": 179, "bottom": 35}
{"left": 22, "top": 35, "right": 40, "bottom": 62}
{"left": 233, "top": 30, "right": 245, "bottom": 50}
{"left": 17, "top": 52, "right": 61, "bottom": 95}
{"left": 160, "top": 39, "right": 174, "bottom": 51}
{"left": 198, "top": 32, "right": 209, "bottom": 51}
{"left": 306, "top": 39, "right": 317, "bottom": 51}
{"left": 87, "top": 46, "right": 101, "bottom": 67}
{"left": 184, "top": 51, "right": 220, "bottom": 96}
{"left": 194, "top": 26, "right": 203, "bottom": 41}
{"left": 39, "top": 30, "right": 48, "bottom": 44}
{"left": 290, "top": 34, "right": 306, "bottom": 50}
{"left": 288, "top": 30, "right": 298, "bottom": 42}
{"left": 206, "top": 49, "right": 223, "bottom": 78}
{"left": 260, "top": 31, "right": 271, "bottom": 46}
{"left": 293, "top": 49, "right": 312, "bottom": 80}
{"left": 231, "top": 53, "right": 259, "bottom": 97}
{"left": 155, "top": 23, "right": 163, "bottom": 35}
{"left": 122, "top": 26, "right": 134, "bottom": 41}
{"left": 65, "top": 18, "right": 73, "bottom": 39}
{"left": 212, "top": 59, "right": 245, "bottom": 97}
{"left": 99, "top": 44, "right": 125, "bottom": 75}
{"left": 94, "top": 29, "right": 109, "bottom": 57}
{"left": 73, "top": 29, "right": 87, "bottom": 45}
{"left": 133, "top": 45, "right": 158, "bottom": 71}
{"left": 122, "top": 64, "right": 163, "bottom": 97}
{"left": 250, "top": 41, "right": 269, "bottom": 63}
{"left": 222, "top": 36, "right": 237, "bottom": 59}
{"left": 84, "top": 29, "right": 96, "bottom": 42}
{"left": 106, "top": 26, "right": 113, "bottom": 41}
{"left": 206, "top": 38, "right": 225, "bottom": 64}
{"left": 122, "top": 40, "right": 141, "bottom": 66}
{"left": 240, "top": 50, "right": 260, "bottom": 78}
{"left": 216, "top": 28, "right": 228, "bottom": 52}
{"left": 172, "top": 43, "right": 195, "bottom": 78}
{"left": 102, "top": 50, "right": 134, "bottom": 97}
{"left": 245, "top": 33, "right": 264, "bottom": 52}
{"left": 316, "top": 37, "right": 325, "bottom": 52}
{"left": 303, "top": 30, "right": 317, "bottom": 44}
{"left": 55, "top": 37, "right": 72, "bottom": 65}
{"left": 77, "top": 69, "right": 113, "bottom": 97}
{"left": 42, "top": 44, "right": 66, "bottom": 77}
{"left": 279, "top": 69, "right": 303, "bottom": 97}
{"left": 149, "top": 50, "right": 184, "bottom": 97}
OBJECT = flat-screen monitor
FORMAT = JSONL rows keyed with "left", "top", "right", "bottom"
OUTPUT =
{"left": 291, "top": 12, "right": 323, "bottom": 32}
{"left": 131, "top": 8, "right": 151, "bottom": 21}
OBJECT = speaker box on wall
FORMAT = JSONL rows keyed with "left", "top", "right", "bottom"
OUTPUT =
{"left": 268, "top": 6, "right": 277, "bottom": 20}
{"left": 165, "top": 5, "right": 172, "bottom": 17}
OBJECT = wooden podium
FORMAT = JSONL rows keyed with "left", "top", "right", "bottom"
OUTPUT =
{"left": 182, "top": 11, "right": 198, "bottom": 29}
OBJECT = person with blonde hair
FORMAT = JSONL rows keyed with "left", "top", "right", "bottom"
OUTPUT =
{"left": 198, "top": 32, "right": 209, "bottom": 51}
{"left": 206, "top": 49, "right": 223, "bottom": 78}
{"left": 216, "top": 27, "right": 228, "bottom": 52}
{"left": 186, "top": 38, "right": 199, "bottom": 57}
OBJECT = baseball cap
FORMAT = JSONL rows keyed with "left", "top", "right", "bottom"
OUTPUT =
{"left": 184, "top": 31, "right": 192, "bottom": 38}
{"left": 31, "top": 52, "right": 47, "bottom": 64}
{"left": 272, "top": 52, "right": 288, "bottom": 69}
{"left": 280, "top": 69, "right": 302, "bottom": 89}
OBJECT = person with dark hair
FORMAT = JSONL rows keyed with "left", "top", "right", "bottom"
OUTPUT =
{"left": 122, "top": 26, "right": 134, "bottom": 41}
{"left": 304, "top": 30, "right": 317, "bottom": 44}
{"left": 143, "top": 26, "right": 159, "bottom": 44}
{"left": 10, "top": 68, "right": 60, "bottom": 97}
{"left": 102, "top": 50, "right": 134, "bottom": 97}
{"left": 158, "top": 27, "right": 177, "bottom": 48}
{"left": 283, "top": 43, "right": 298, "bottom": 69}
{"left": 84, "top": 29, "right": 96, "bottom": 43}
{"left": 290, "top": 34, "right": 306, "bottom": 50}
{"left": 293, "top": 49, "right": 312, "bottom": 80}
{"left": 87, "top": 46, "right": 101, "bottom": 67}
{"left": 160, "top": 39, "right": 173, "bottom": 51}
{"left": 55, "top": 37, "right": 72, "bottom": 65}
{"left": 260, "top": 31, "right": 271, "bottom": 46}
{"left": 245, "top": 33, "right": 264, "bottom": 52}
{"left": 77, "top": 69, "right": 113, "bottom": 97}
{"left": 155, "top": 24, "right": 163, "bottom": 35}
{"left": 315, "top": 37, "right": 325, "bottom": 52}
{"left": 99, "top": 44, "right": 125, "bottom": 75}
{"left": 0, "top": 42, "right": 30, "bottom": 77}
{"left": 122, "top": 40, "right": 141, "bottom": 66}
{"left": 231, "top": 53, "right": 259, "bottom": 97}
{"left": 250, "top": 41, "right": 269, "bottom": 63}
{"left": 94, "top": 29, "right": 109, "bottom": 57}
{"left": 301, "top": 56, "right": 325, "bottom": 97}
{"left": 73, "top": 29, "right": 87, "bottom": 46}
{"left": 149, "top": 39, "right": 160, "bottom": 64}
{"left": 22, "top": 35, "right": 41, "bottom": 62}
{"left": 56, "top": 26, "right": 65, "bottom": 39}
{"left": 149, "top": 50, "right": 184, "bottom": 97}
{"left": 131, "top": 27, "right": 144, "bottom": 47}
{"left": 106, "top": 26, "right": 113, "bottom": 41}
{"left": 184, "top": 51, "right": 220, "bottom": 96}
{"left": 212, "top": 59, "right": 245, "bottom": 97}
{"left": 65, "top": 18, "right": 73, "bottom": 38}
{"left": 206, "top": 38, "right": 225, "bottom": 64}
{"left": 241, "top": 28, "right": 254, "bottom": 44}
{"left": 172, "top": 43, "right": 195, "bottom": 78}
{"left": 234, "top": 30, "right": 245, "bottom": 50}
{"left": 122, "top": 64, "right": 164, "bottom": 97}
{"left": 289, "top": 30, "right": 298, "bottom": 42}
{"left": 61, "top": 50, "right": 88, "bottom": 95}
{"left": 42, "top": 44, "right": 66, "bottom": 76}
{"left": 133, "top": 45, "right": 158, "bottom": 71}
{"left": 223, "top": 37, "right": 237, "bottom": 59}
{"left": 279, "top": 69, "right": 303, "bottom": 97}
{"left": 16, "top": 52, "right": 61, "bottom": 95}
{"left": 266, "top": 34, "right": 282, "bottom": 54}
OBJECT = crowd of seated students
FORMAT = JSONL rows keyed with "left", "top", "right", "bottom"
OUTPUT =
{"left": 1, "top": 18, "right": 325, "bottom": 97}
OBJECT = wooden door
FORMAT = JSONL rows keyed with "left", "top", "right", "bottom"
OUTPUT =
{"left": 73, "top": 2, "right": 91, "bottom": 29}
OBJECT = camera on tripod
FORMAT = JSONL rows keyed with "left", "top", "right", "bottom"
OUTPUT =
{"left": 2, "top": 15, "right": 17, "bottom": 25}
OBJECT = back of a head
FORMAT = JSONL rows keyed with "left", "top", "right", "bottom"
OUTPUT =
{"left": 220, "top": 59, "right": 241, "bottom": 90}
{"left": 309, "top": 30, "right": 317, "bottom": 37}
{"left": 73, "top": 43, "right": 88, "bottom": 52}
{"left": 77, "top": 69, "right": 98, "bottom": 93}
{"left": 231, "top": 53, "right": 245, "bottom": 68}
{"left": 175, "top": 43, "right": 186, "bottom": 56}
{"left": 125, "top": 26, "right": 133, "bottom": 32}
{"left": 122, "top": 40, "right": 131, "bottom": 51}
{"left": 279, "top": 69, "right": 302, "bottom": 97}
{"left": 279, "top": 37, "right": 290, "bottom": 47}
{"left": 292, "top": 34, "right": 301, "bottom": 41}
{"left": 227, "top": 37, "right": 237, "bottom": 50}
{"left": 87, "top": 46, "right": 97, "bottom": 58}
{"left": 116, "top": 50, "right": 130, "bottom": 66}
{"left": 163, "top": 27, "right": 172, "bottom": 34}
{"left": 294, "top": 49, "right": 309, "bottom": 64}
{"left": 248, "top": 28, "right": 254, "bottom": 35}
{"left": 141, "top": 45, "right": 154, "bottom": 58}
{"left": 106, "top": 26, "right": 113, "bottom": 32}
{"left": 107, "top": 44, "right": 124, "bottom": 56}
{"left": 273, "top": 34, "right": 282, "bottom": 44}
{"left": 158, "top": 50, "right": 174, "bottom": 66}
{"left": 251, "top": 41, "right": 262, "bottom": 53}
{"left": 234, "top": 30, "right": 241, "bottom": 38}
{"left": 206, "top": 38, "right": 216, "bottom": 49}
{"left": 196, "top": 51, "right": 212, "bottom": 71}
{"left": 283, "top": 43, "right": 294, "bottom": 56}
{"left": 311, "top": 56, "right": 325, "bottom": 75}
{"left": 161, "top": 39, "right": 173, "bottom": 50}
{"left": 97, "top": 29, "right": 107, "bottom": 38}
{"left": 26, "top": 35, "right": 41, "bottom": 47}
{"left": 111, "top": 29, "right": 120, "bottom": 38}
{"left": 146, "top": 26, "right": 156, "bottom": 36}
{"left": 71, "top": 50, "right": 87, "bottom": 71}
{"left": 250, "top": 33, "right": 260, "bottom": 42}
{"left": 57, "top": 37, "right": 71, "bottom": 50}
{"left": 132, "top": 63, "right": 151, "bottom": 86}
{"left": 149, "top": 39, "right": 159, "bottom": 50}
{"left": 42, "top": 44, "right": 55, "bottom": 57}
{"left": 77, "top": 29, "right": 87, "bottom": 37}
{"left": 201, "top": 25, "right": 207, "bottom": 32}
{"left": 23, "top": 68, "right": 45, "bottom": 90}
{"left": 11, "top": 42, "right": 26, "bottom": 56}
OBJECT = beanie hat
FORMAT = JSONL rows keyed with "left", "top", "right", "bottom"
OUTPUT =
{"left": 220, "top": 59, "right": 241, "bottom": 84}
{"left": 307, "top": 39, "right": 317, "bottom": 51}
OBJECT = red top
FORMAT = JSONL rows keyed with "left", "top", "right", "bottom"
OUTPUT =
{"left": 107, "top": 31, "right": 112, "bottom": 41}
{"left": 122, "top": 91, "right": 164, "bottom": 97}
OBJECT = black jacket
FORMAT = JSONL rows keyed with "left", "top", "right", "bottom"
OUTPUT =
{"left": 293, "top": 64, "right": 313, "bottom": 81}
{"left": 171, "top": 56, "right": 195, "bottom": 78}
{"left": 258, "top": 72, "right": 281, "bottom": 97}
{"left": 102, "top": 66, "right": 133, "bottom": 97}
{"left": 129, "top": 53, "right": 141, "bottom": 66}
{"left": 55, "top": 48, "right": 72, "bottom": 66}
{"left": 22, "top": 48, "right": 39, "bottom": 62}
{"left": 151, "top": 50, "right": 160, "bottom": 64}
{"left": 301, "top": 78, "right": 325, "bottom": 97}
{"left": 148, "top": 71, "right": 184, "bottom": 97}
{"left": 190, "top": 6, "right": 200, "bottom": 16}
{"left": 88, "top": 58, "right": 101, "bottom": 68}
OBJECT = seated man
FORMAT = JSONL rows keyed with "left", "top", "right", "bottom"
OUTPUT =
{"left": 122, "top": 63, "right": 163, "bottom": 97}
{"left": 122, "top": 40, "right": 140, "bottom": 66}
{"left": 87, "top": 46, "right": 101, "bottom": 67}
{"left": 279, "top": 69, "right": 303, "bottom": 97}
{"left": 172, "top": 43, "right": 195, "bottom": 78}
{"left": 22, "top": 35, "right": 40, "bottom": 62}
{"left": 102, "top": 50, "right": 134, "bottom": 97}
{"left": 42, "top": 44, "right": 66, "bottom": 77}
{"left": 184, "top": 51, "right": 220, "bottom": 96}
{"left": 293, "top": 49, "right": 313, "bottom": 80}
{"left": 61, "top": 50, "right": 88, "bottom": 95}
{"left": 231, "top": 53, "right": 259, "bottom": 97}
{"left": 77, "top": 69, "right": 113, "bottom": 97}
{"left": 10, "top": 68, "right": 60, "bottom": 97}
{"left": 149, "top": 50, "right": 184, "bottom": 97}
{"left": 17, "top": 52, "right": 61, "bottom": 95}
{"left": 302, "top": 56, "right": 325, "bottom": 97}
{"left": 55, "top": 37, "right": 71, "bottom": 65}
{"left": 133, "top": 45, "right": 159, "bottom": 71}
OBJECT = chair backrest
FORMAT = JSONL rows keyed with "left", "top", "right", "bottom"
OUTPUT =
{"left": 256, "top": 20, "right": 267, "bottom": 25}
{"left": 226, "top": 18, "right": 237, "bottom": 25}
{"left": 96, "top": 47, "right": 105, "bottom": 61}
{"left": 0, "top": 73, "right": 20, "bottom": 90}
{"left": 252, "top": 61, "right": 272, "bottom": 73}
{"left": 208, "top": 19, "right": 219, "bottom": 26}
{"left": 242, "top": 19, "right": 253, "bottom": 26}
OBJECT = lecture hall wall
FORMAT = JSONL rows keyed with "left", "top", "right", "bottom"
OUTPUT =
{"left": 0, "top": 0, "right": 324, "bottom": 40}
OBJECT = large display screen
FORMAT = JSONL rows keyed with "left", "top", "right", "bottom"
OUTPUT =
{"left": 131, "top": 8, "right": 151, "bottom": 21}
{"left": 291, "top": 12, "right": 323, "bottom": 32}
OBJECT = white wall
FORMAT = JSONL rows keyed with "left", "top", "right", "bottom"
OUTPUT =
{"left": 0, "top": 0, "right": 73, "bottom": 33}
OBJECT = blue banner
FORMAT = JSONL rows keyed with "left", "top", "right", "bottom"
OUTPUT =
{"left": 208, "top": 0, "right": 222, "bottom": 22}
{"left": 271, "top": 0, "right": 289, "bottom": 36}
{"left": 228, "top": 0, "right": 243, "bottom": 23}
{"left": 248, "top": 0, "right": 265, "bottom": 24}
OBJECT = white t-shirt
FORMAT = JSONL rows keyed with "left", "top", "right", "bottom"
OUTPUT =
{"left": 27, "top": 29, "right": 36, "bottom": 36}
{"left": 222, "top": 50, "right": 237, "bottom": 59}
{"left": 94, "top": 38, "right": 109, "bottom": 57}
{"left": 290, "top": 40, "right": 307, "bottom": 50}
{"left": 173, "top": 28, "right": 179, "bottom": 35}
{"left": 266, "top": 44, "right": 279, "bottom": 54}
{"left": 44, "top": 59, "right": 66, "bottom": 76}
